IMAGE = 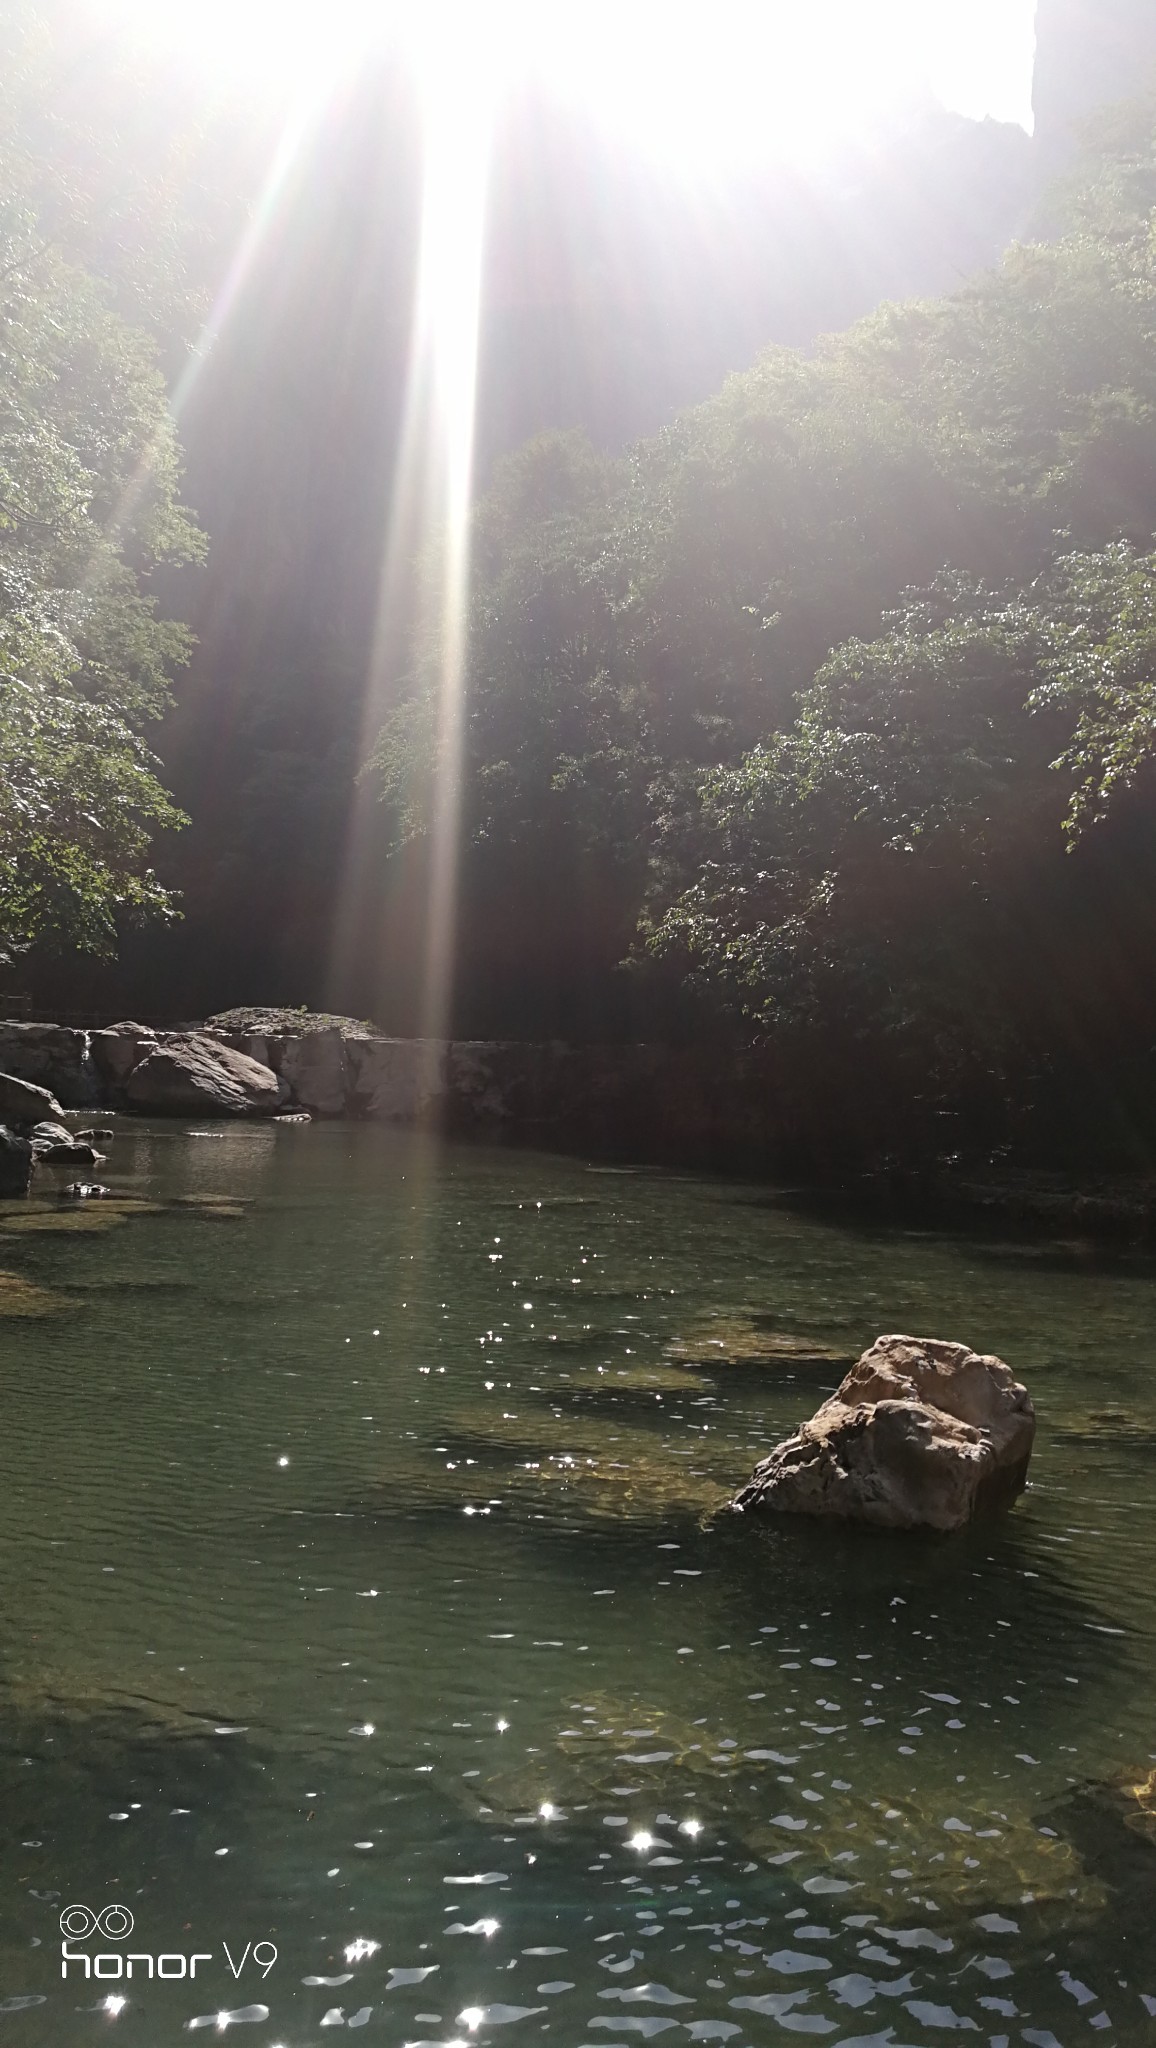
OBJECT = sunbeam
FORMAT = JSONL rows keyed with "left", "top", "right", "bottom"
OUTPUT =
{"left": 410, "top": 39, "right": 492, "bottom": 1050}
{"left": 331, "top": 28, "right": 494, "bottom": 1048}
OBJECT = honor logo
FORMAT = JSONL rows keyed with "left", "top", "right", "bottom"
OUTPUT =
{"left": 59, "top": 1904, "right": 134, "bottom": 1942}
{"left": 59, "top": 1903, "right": 212, "bottom": 1981}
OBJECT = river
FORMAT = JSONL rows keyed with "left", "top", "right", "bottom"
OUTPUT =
{"left": 0, "top": 1120, "right": 1153, "bottom": 2043}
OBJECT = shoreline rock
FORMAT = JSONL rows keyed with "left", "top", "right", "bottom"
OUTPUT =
{"left": 731, "top": 1332, "right": 1035, "bottom": 1532}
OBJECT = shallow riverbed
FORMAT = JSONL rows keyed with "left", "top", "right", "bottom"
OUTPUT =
{"left": 0, "top": 1120, "right": 1154, "bottom": 2044}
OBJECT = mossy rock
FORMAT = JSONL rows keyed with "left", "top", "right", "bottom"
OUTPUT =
{"left": 472, "top": 1692, "right": 744, "bottom": 1822}
{"left": 1103, "top": 1763, "right": 1156, "bottom": 1846}
{"left": 571, "top": 1361, "right": 706, "bottom": 1396}
{"left": 207, "top": 1005, "right": 376, "bottom": 1035}
{"left": 0, "top": 1196, "right": 164, "bottom": 1236}
{"left": 447, "top": 1406, "right": 733, "bottom": 1524}
{"left": 472, "top": 1688, "right": 1102, "bottom": 1921}
{"left": 665, "top": 1313, "right": 857, "bottom": 1371}
{"left": 0, "top": 1206, "right": 127, "bottom": 1235}
{"left": 0, "top": 1269, "right": 63, "bottom": 1316}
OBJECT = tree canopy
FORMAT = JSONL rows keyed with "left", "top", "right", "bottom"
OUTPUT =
{"left": 0, "top": 13, "right": 202, "bottom": 962}
{"left": 370, "top": 97, "right": 1156, "bottom": 1154}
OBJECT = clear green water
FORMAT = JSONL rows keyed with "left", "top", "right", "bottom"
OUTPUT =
{"left": 1, "top": 1121, "right": 1155, "bottom": 2046}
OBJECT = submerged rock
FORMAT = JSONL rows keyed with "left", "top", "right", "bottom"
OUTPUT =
{"left": 0, "top": 1268, "right": 59, "bottom": 1315}
{"left": 731, "top": 1332, "right": 1035, "bottom": 1531}
{"left": 124, "top": 1034, "right": 280, "bottom": 1117}
{"left": 666, "top": 1314, "right": 856, "bottom": 1371}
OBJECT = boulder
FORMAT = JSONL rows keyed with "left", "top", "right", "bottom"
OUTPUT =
{"left": 0, "top": 1022, "right": 99, "bottom": 1107}
{"left": 0, "top": 1125, "right": 33, "bottom": 1196}
{"left": 27, "top": 1122, "right": 103, "bottom": 1166}
{"left": 276, "top": 1027, "right": 352, "bottom": 1116}
{"left": 28, "top": 1121, "right": 77, "bottom": 1150}
{"left": 123, "top": 1034, "right": 280, "bottom": 1118}
{"left": 731, "top": 1333, "right": 1035, "bottom": 1532}
{"left": 0, "top": 1070, "right": 65, "bottom": 1123}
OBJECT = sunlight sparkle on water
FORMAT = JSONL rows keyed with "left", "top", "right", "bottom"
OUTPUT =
{"left": 345, "top": 1938, "right": 380, "bottom": 1963}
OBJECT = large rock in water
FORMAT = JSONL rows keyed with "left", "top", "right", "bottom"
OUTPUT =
{"left": 732, "top": 1333, "right": 1035, "bottom": 1532}
{"left": 123, "top": 1034, "right": 280, "bottom": 1117}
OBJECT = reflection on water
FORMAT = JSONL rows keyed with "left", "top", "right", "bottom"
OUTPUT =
{"left": 0, "top": 1121, "right": 1155, "bottom": 2041}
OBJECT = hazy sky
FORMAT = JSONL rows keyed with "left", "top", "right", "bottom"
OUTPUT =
{"left": 86, "top": 0, "right": 1040, "bottom": 162}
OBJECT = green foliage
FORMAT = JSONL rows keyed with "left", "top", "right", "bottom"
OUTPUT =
{"left": 367, "top": 99, "right": 1156, "bottom": 1138}
{"left": 0, "top": 34, "right": 201, "bottom": 962}
{"left": 1027, "top": 544, "right": 1156, "bottom": 833}
{"left": 372, "top": 431, "right": 652, "bottom": 866}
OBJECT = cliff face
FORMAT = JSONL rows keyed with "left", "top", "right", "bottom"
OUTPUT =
{"left": 1034, "top": 0, "right": 1156, "bottom": 159}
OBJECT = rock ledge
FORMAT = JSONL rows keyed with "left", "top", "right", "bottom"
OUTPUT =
{"left": 732, "top": 1332, "right": 1035, "bottom": 1531}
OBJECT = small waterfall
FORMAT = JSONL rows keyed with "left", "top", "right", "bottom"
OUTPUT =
{"left": 78, "top": 1027, "right": 99, "bottom": 1109}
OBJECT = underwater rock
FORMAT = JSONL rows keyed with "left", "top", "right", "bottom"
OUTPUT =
{"left": 0, "top": 1269, "right": 60, "bottom": 1315}
{"left": 731, "top": 1332, "right": 1035, "bottom": 1532}
{"left": 0, "top": 1126, "right": 33, "bottom": 1196}
{"left": 124, "top": 1034, "right": 280, "bottom": 1117}
{"left": 666, "top": 1315, "right": 856, "bottom": 1371}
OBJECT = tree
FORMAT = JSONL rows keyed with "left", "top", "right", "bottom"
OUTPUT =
{"left": 0, "top": 115, "right": 202, "bottom": 961}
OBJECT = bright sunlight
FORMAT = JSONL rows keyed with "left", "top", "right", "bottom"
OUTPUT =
{"left": 84, "top": 0, "right": 1038, "bottom": 159}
